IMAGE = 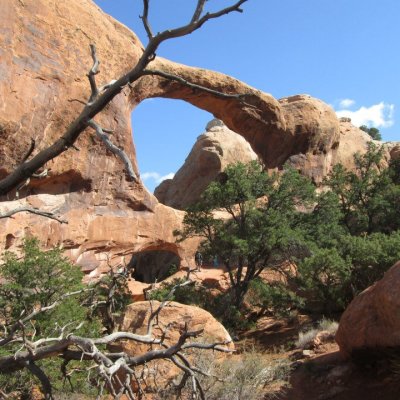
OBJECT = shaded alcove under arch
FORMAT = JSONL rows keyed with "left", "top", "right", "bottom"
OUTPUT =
{"left": 131, "top": 98, "right": 214, "bottom": 193}
{"left": 129, "top": 249, "right": 181, "bottom": 284}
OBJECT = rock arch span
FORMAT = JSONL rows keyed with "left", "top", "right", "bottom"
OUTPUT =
{"left": 0, "top": 0, "right": 341, "bottom": 273}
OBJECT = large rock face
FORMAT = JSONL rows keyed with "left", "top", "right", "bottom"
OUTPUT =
{"left": 335, "top": 261, "right": 400, "bottom": 358}
{"left": 155, "top": 119, "right": 259, "bottom": 209}
{"left": 1, "top": 0, "right": 398, "bottom": 274}
{"left": 155, "top": 104, "right": 398, "bottom": 208}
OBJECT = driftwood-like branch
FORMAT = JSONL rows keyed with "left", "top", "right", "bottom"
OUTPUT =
{"left": 26, "top": 361, "right": 54, "bottom": 400}
{"left": 191, "top": 0, "right": 207, "bottom": 23}
{"left": 0, "top": 206, "right": 67, "bottom": 224}
{"left": 0, "top": 289, "right": 90, "bottom": 348}
{"left": 140, "top": 0, "right": 153, "bottom": 39}
{"left": 143, "top": 68, "right": 247, "bottom": 100}
{"left": 0, "top": 273, "right": 232, "bottom": 398}
{"left": 20, "top": 138, "right": 36, "bottom": 164}
{"left": 87, "top": 44, "right": 100, "bottom": 104}
{"left": 0, "top": 0, "right": 248, "bottom": 196}
{"left": 88, "top": 120, "right": 137, "bottom": 182}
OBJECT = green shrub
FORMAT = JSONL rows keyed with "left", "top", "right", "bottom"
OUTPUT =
{"left": 246, "top": 278, "right": 303, "bottom": 317}
{"left": 161, "top": 350, "right": 291, "bottom": 400}
{"left": 0, "top": 238, "right": 101, "bottom": 396}
{"left": 149, "top": 278, "right": 211, "bottom": 307}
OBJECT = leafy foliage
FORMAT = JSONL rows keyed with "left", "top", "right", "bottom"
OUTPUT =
{"left": 178, "top": 147, "right": 400, "bottom": 316}
{"left": 299, "top": 143, "right": 400, "bottom": 312}
{"left": 322, "top": 143, "right": 399, "bottom": 235}
{"left": 176, "top": 161, "right": 315, "bottom": 308}
{"left": 0, "top": 238, "right": 101, "bottom": 396}
{"left": 359, "top": 125, "right": 382, "bottom": 141}
{"left": 149, "top": 278, "right": 211, "bottom": 307}
{"left": 246, "top": 278, "right": 303, "bottom": 317}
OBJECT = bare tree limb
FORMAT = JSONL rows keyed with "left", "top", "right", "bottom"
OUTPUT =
{"left": 20, "top": 138, "right": 36, "bottom": 164}
{"left": 88, "top": 120, "right": 137, "bottom": 182}
{"left": 191, "top": 0, "right": 207, "bottom": 23}
{"left": 142, "top": 68, "right": 247, "bottom": 101}
{"left": 0, "top": 206, "right": 67, "bottom": 223}
{"left": 140, "top": 0, "right": 153, "bottom": 39}
{"left": 26, "top": 361, "right": 54, "bottom": 400}
{"left": 0, "top": 0, "right": 248, "bottom": 196}
{"left": 87, "top": 44, "right": 100, "bottom": 105}
{"left": 0, "top": 289, "right": 91, "bottom": 347}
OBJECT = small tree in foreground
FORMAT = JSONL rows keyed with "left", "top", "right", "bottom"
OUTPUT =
{"left": 0, "top": 238, "right": 101, "bottom": 396}
{"left": 175, "top": 161, "right": 315, "bottom": 309}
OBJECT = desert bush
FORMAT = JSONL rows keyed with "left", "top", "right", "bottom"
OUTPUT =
{"left": 318, "top": 317, "right": 339, "bottom": 334}
{"left": 295, "top": 318, "right": 338, "bottom": 349}
{"left": 0, "top": 238, "right": 101, "bottom": 396}
{"left": 149, "top": 278, "right": 212, "bottom": 307}
{"left": 160, "top": 350, "right": 291, "bottom": 400}
{"left": 246, "top": 278, "right": 303, "bottom": 317}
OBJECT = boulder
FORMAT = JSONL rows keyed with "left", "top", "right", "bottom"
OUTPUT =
{"left": 155, "top": 119, "right": 259, "bottom": 209}
{"left": 335, "top": 261, "right": 400, "bottom": 357}
{"left": 115, "top": 300, "right": 233, "bottom": 384}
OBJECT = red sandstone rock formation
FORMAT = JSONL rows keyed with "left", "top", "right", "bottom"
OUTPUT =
{"left": 335, "top": 261, "right": 400, "bottom": 358}
{"left": 115, "top": 300, "right": 233, "bottom": 384}
{"left": 0, "top": 0, "right": 397, "bottom": 276}
{"left": 155, "top": 119, "right": 259, "bottom": 209}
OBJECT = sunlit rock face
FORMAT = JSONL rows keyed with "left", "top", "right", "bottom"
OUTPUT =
{"left": 336, "top": 261, "right": 400, "bottom": 358}
{"left": 114, "top": 300, "right": 234, "bottom": 388}
{"left": 0, "top": 0, "right": 397, "bottom": 276}
{"left": 154, "top": 119, "right": 259, "bottom": 210}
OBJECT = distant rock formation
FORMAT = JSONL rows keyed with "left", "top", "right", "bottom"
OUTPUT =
{"left": 155, "top": 119, "right": 259, "bottom": 209}
{"left": 156, "top": 97, "right": 398, "bottom": 208}
{"left": 336, "top": 261, "right": 400, "bottom": 358}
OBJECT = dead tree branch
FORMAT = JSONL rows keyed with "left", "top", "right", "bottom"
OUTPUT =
{"left": 191, "top": 0, "right": 208, "bottom": 23}
{"left": 0, "top": 0, "right": 248, "bottom": 196}
{"left": 0, "top": 206, "right": 67, "bottom": 223}
{"left": 20, "top": 138, "right": 36, "bottom": 164}
{"left": 140, "top": 0, "right": 153, "bottom": 39}
{"left": 0, "top": 277, "right": 232, "bottom": 396}
{"left": 88, "top": 120, "right": 137, "bottom": 182}
{"left": 26, "top": 361, "right": 54, "bottom": 400}
{"left": 87, "top": 44, "right": 100, "bottom": 105}
{"left": 142, "top": 68, "right": 248, "bottom": 100}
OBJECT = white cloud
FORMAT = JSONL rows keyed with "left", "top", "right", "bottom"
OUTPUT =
{"left": 338, "top": 98, "right": 355, "bottom": 108}
{"left": 336, "top": 102, "right": 395, "bottom": 128}
{"left": 157, "top": 172, "right": 175, "bottom": 183}
{"left": 141, "top": 171, "right": 175, "bottom": 184}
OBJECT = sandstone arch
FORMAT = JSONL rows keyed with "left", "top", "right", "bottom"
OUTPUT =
{"left": 0, "top": 0, "right": 341, "bottom": 270}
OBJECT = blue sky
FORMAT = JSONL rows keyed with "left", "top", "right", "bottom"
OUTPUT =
{"left": 93, "top": 0, "right": 400, "bottom": 192}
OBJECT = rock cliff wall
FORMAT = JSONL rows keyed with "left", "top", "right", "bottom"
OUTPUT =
{"left": 0, "top": 0, "right": 398, "bottom": 276}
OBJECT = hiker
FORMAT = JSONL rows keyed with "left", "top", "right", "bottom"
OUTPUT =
{"left": 213, "top": 255, "right": 219, "bottom": 268}
{"left": 194, "top": 251, "right": 203, "bottom": 271}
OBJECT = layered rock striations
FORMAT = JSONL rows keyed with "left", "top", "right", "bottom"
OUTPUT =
{"left": 1, "top": 0, "right": 398, "bottom": 276}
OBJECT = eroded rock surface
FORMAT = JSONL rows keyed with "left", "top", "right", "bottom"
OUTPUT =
{"left": 155, "top": 119, "right": 259, "bottom": 209}
{"left": 115, "top": 300, "right": 234, "bottom": 384}
{"left": 1, "top": 0, "right": 398, "bottom": 275}
{"left": 336, "top": 261, "right": 400, "bottom": 358}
